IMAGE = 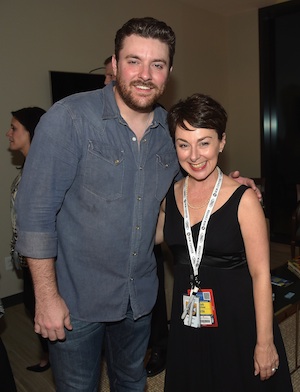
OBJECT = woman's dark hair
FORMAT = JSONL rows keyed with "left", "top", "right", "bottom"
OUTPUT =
{"left": 115, "top": 17, "right": 176, "bottom": 68}
{"left": 11, "top": 107, "right": 46, "bottom": 142}
{"left": 167, "top": 93, "right": 227, "bottom": 140}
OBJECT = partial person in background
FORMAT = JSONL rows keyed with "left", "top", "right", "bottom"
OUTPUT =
{"left": 146, "top": 244, "right": 169, "bottom": 377}
{"left": 104, "top": 56, "right": 116, "bottom": 85}
{"left": 156, "top": 93, "right": 292, "bottom": 391}
{"left": 6, "top": 107, "right": 50, "bottom": 373}
{"left": 0, "top": 299, "right": 17, "bottom": 391}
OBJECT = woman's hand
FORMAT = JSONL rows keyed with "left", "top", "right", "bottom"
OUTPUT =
{"left": 254, "top": 342, "right": 279, "bottom": 380}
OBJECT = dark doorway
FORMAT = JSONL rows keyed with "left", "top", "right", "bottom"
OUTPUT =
{"left": 259, "top": 0, "right": 300, "bottom": 243}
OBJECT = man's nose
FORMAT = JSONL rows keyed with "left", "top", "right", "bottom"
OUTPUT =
{"left": 138, "top": 64, "right": 152, "bottom": 80}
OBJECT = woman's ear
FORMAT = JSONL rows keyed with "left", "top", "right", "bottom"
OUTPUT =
{"left": 219, "top": 132, "right": 226, "bottom": 152}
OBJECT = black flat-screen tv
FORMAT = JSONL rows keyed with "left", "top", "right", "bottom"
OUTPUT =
{"left": 50, "top": 71, "right": 105, "bottom": 103}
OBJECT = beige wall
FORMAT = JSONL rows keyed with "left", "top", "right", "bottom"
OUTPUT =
{"left": 226, "top": 10, "right": 261, "bottom": 176}
{"left": 0, "top": 0, "right": 283, "bottom": 299}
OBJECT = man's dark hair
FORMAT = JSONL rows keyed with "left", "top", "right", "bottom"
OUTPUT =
{"left": 168, "top": 93, "right": 228, "bottom": 140}
{"left": 104, "top": 56, "right": 112, "bottom": 66}
{"left": 115, "top": 17, "right": 176, "bottom": 68}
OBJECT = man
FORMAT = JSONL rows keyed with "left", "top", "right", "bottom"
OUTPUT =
{"left": 16, "top": 17, "right": 259, "bottom": 392}
{"left": 104, "top": 55, "right": 116, "bottom": 85}
{"left": 103, "top": 51, "right": 168, "bottom": 379}
{"left": 102, "top": 53, "right": 168, "bottom": 378}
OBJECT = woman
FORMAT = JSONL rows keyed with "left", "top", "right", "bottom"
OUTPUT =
{"left": 156, "top": 94, "right": 292, "bottom": 391}
{"left": 6, "top": 107, "right": 50, "bottom": 372}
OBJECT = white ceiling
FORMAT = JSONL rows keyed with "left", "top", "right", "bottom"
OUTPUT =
{"left": 180, "top": 0, "right": 284, "bottom": 16}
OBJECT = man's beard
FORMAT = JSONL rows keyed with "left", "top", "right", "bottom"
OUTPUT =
{"left": 115, "top": 76, "right": 166, "bottom": 113}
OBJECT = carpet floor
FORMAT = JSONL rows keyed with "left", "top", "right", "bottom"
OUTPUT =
{"left": 2, "top": 303, "right": 299, "bottom": 391}
{"left": 98, "top": 314, "right": 300, "bottom": 391}
{"left": 99, "top": 313, "right": 300, "bottom": 391}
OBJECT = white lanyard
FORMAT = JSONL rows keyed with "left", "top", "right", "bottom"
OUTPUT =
{"left": 183, "top": 167, "right": 223, "bottom": 288}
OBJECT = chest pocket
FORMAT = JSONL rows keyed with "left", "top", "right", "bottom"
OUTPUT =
{"left": 155, "top": 149, "right": 178, "bottom": 202}
{"left": 83, "top": 141, "right": 124, "bottom": 200}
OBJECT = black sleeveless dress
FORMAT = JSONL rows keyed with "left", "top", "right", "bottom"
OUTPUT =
{"left": 164, "top": 184, "right": 292, "bottom": 392}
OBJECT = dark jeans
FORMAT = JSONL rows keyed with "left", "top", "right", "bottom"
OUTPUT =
{"left": 49, "top": 303, "right": 151, "bottom": 392}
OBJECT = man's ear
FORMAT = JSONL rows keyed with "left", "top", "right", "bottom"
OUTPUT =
{"left": 112, "top": 55, "right": 117, "bottom": 76}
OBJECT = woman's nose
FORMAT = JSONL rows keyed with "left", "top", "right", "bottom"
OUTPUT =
{"left": 190, "top": 146, "right": 200, "bottom": 162}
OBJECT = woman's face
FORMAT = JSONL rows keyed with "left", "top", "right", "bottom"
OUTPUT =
{"left": 6, "top": 117, "right": 31, "bottom": 157}
{"left": 175, "top": 121, "right": 226, "bottom": 181}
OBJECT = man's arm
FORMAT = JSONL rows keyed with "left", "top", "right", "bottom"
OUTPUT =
{"left": 27, "top": 258, "right": 72, "bottom": 341}
{"left": 229, "top": 171, "right": 262, "bottom": 202}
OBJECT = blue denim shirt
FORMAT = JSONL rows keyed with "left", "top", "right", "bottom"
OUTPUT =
{"left": 15, "top": 83, "right": 179, "bottom": 322}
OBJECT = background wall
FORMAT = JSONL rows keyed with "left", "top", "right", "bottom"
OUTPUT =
{"left": 0, "top": 0, "right": 284, "bottom": 299}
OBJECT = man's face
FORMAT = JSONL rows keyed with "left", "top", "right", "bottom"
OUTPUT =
{"left": 104, "top": 61, "right": 116, "bottom": 85}
{"left": 113, "top": 35, "right": 172, "bottom": 112}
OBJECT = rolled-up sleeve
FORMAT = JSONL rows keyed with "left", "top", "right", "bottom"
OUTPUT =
{"left": 15, "top": 102, "right": 81, "bottom": 259}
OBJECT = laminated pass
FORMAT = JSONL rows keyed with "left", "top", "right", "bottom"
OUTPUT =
{"left": 182, "top": 289, "right": 218, "bottom": 328}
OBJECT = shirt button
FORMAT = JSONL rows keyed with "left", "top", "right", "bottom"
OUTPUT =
{"left": 114, "top": 159, "right": 120, "bottom": 165}
{"left": 132, "top": 252, "right": 137, "bottom": 256}
{"left": 137, "top": 196, "right": 142, "bottom": 201}
{"left": 130, "top": 277, "right": 134, "bottom": 281}
{"left": 132, "top": 136, "right": 137, "bottom": 142}
{"left": 136, "top": 226, "right": 140, "bottom": 230}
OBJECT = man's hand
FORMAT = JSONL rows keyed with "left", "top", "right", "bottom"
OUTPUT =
{"left": 34, "top": 294, "right": 72, "bottom": 341}
{"left": 27, "top": 257, "right": 72, "bottom": 341}
{"left": 229, "top": 171, "right": 262, "bottom": 202}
